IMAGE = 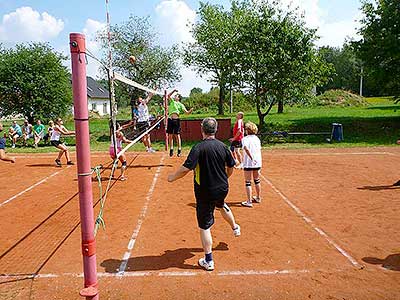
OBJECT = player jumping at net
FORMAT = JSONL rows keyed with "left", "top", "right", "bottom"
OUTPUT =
{"left": 110, "top": 124, "right": 133, "bottom": 181}
{"left": 167, "top": 89, "right": 193, "bottom": 157}
{"left": 137, "top": 92, "right": 156, "bottom": 153}
{"left": 50, "top": 118, "right": 75, "bottom": 167}
{"left": 168, "top": 117, "right": 240, "bottom": 271}
{"left": 0, "top": 122, "right": 16, "bottom": 163}
{"left": 240, "top": 122, "right": 262, "bottom": 207}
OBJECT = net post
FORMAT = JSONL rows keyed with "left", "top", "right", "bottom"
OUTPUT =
{"left": 164, "top": 90, "right": 168, "bottom": 151}
{"left": 70, "top": 33, "right": 99, "bottom": 300}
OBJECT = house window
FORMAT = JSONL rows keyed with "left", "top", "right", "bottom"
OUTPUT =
{"left": 103, "top": 103, "right": 108, "bottom": 114}
{"left": 91, "top": 103, "right": 97, "bottom": 111}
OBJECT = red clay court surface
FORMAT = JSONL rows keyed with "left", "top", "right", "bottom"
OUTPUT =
{"left": 0, "top": 147, "right": 399, "bottom": 299}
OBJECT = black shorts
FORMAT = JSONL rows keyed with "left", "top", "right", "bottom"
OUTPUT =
{"left": 230, "top": 140, "right": 242, "bottom": 151}
{"left": 137, "top": 121, "right": 150, "bottom": 133}
{"left": 51, "top": 140, "right": 64, "bottom": 147}
{"left": 195, "top": 189, "right": 228, "bottom": 230}
{"left": 243, "top": 167, "right": 261, "bottom": 171}
{"left": 166, "top": 118, "right": 181, "bottom": 134}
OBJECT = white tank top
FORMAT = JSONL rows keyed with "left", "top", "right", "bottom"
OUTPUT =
{"left": 50, "top": 126, "right": 62, "bottom": 141}
{"left": 137, "top": 103, "right": 149, "bottom": 122}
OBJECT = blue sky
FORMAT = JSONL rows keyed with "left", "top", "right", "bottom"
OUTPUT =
{"left": 0, "top": 0, "right": 363, "bottom": 95}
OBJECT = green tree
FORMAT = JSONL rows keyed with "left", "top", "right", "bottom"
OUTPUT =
{"left": 98, "top": 16, "right": 181, "bottom": 106}
{"left": 353, "top": 0, "right": 400, "bottom": 101}
{"left": 183, "top": 3, "right": 240, "bottom": 115}
{"left": 233, "top": 1, "right": 331, "bottom": 127}
{"left": 0, "top": 43, "right": 72, "bottom": 122}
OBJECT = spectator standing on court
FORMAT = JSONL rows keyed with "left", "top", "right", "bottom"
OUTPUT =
{"left": 136, "top": 93, "right": 156, "bottom": 153}
{"left": 166, "top": 89, "right": 193, "bottom": 157}
{"left": 33, "top": 119, "right": 45, "bottom": 148}
{"left": 0, "top": 123, "right": 15, "bottom": 163}
{"left": 229, "top": 112, "right": 244, "bottom": 168}
{"left": 22, "top": 119, "right": 34, "bottom": 146}
{"left": 168, "top": 117, "right": 240, "bottom": 271}
{"left": 9, "top": 120, "right": 22, "bottom": 148}
{"left": 50, "top": 118, "right": 75, "bottom": 167}
{"left": 241, "top": 122, "right": 262, "bottom": 208}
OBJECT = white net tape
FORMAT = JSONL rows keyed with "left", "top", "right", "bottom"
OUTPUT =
{"left": 113, "top": 72, "right": 164, "bottom": 96}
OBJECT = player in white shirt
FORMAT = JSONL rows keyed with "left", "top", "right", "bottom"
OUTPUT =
{"left": 241, "top": 122, "right": 262, "bottom": 208}
{"left": 136, "top": 93, "right": 156, "bottom": 153}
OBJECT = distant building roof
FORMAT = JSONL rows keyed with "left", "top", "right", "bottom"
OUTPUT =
{"left": 87, "top": 77, "right": 109, "bottom": 99}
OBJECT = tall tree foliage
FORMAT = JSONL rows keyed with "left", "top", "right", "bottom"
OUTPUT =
{"left": 0, "top": 43, "right": 71, "bottom": 122}
{"left": 233, "top": 1, "right": 331, "bottom": 127}
{"left": 98, "top": 16, "right": 181, "bottom": 106}
{"left": 353, "top": 0, "right": 400, "bottom": 101}
{"left": 184, "top": 3, "right": 239, "bottom": 115}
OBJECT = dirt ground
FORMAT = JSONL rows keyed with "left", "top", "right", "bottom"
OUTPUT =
{"left": 0, "top": 147, "right": 399, "bottom": 299}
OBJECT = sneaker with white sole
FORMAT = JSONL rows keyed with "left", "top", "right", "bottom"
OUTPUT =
{"left": 233, "top": 224, "right": 241, "bottom": 237}
{"left": 198, "top": 258, "right": 214, "bottom": 271}
{"left": 241, "top": 201, "right": 253, "bottom": 208}
{"left": 252, "top": 196, "right": 261, "bottom": 203}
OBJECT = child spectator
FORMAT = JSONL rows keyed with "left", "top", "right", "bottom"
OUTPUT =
{"left": 241, "top": 122, "right": 262, "bottom": 208}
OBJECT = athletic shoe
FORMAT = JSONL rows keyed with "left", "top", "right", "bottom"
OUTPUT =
{"left": 252, "top": 196, "right": 261, "bottom": 203}
{"left": 241, "top": 201, "right": 253, "bottom": 208}
{"left": 67, "top": 161, "right": 75, "bottom": 165}
{"left": 233, "top": 224, "right": 241, "bottom": 237}
{"left": 169, "top": 149, "right": 174, "bottom": 157}
{"left": 198, "top": 258, "right": 214, "bottom": 271}
{"left": 147, "top": 148, "right": 156, "bottom": 153}
{"left": 12, "top": 144, "right": 15, "bottom": 149}
{"left": 55, "top": 159, "right": 62, "bottom": 166}
{"left": 177, "top": 149, "right": 182, "bottom": 157}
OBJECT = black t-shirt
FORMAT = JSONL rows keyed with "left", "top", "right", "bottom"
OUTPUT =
{"left": 183, "top": 138, "right": 236, "bottom": 194}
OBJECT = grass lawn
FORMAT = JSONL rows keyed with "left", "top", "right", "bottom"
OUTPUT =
{"left": 2, "top": 97, "right": 399, "bottom": 153}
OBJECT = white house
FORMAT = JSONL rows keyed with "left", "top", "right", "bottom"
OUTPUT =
{"left": 86, "top": 77, "right": 110, "bottom": 116}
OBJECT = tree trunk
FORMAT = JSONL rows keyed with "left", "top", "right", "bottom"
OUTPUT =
{"left": 277, "top": 100, "right": 284, "bottom": 114}
{"left": 218, "top": 83, "right": 225, "bottom": 115}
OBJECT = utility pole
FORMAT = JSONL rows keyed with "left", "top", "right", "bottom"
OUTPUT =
{"left": 360, "top": 66, "right": 363, "bottom": 97}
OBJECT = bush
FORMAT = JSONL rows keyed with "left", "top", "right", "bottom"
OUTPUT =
{"left": 311, "top": 89, "right": 369, "bottom": 107}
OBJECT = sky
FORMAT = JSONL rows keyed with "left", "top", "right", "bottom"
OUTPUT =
{"left": 0, "top": 0, "right": 363, "bottom": 96}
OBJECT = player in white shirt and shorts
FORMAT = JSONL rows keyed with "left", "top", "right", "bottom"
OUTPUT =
{"left": 241, "top": 122, "right": 262, "bottom": 208}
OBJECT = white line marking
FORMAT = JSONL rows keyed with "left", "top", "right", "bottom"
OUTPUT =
{"left": 118, "top": 154, "right": 166, "bottom": 276}
{"left": 0, "top": 167, "right": 71, "bottom": 208}
{"left": 260, "top": 174, "right": 363, "bottom": 269}
{"left": 0, "top": 269, "right": 325, "bottom": 279}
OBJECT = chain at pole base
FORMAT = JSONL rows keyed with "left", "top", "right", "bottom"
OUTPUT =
{"left": 80, "top": 286, "right": 99, "bottom": 297}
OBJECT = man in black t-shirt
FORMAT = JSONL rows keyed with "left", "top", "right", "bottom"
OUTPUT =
{"left": 168, "top": 117, "right": 240, "bottom": 271}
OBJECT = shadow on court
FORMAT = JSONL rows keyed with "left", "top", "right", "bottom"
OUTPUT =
{"left": 100, "top": 242, "right": 229, "bottom": 273}
{"left": 357, "top": 185, "right": 400, "bottom": 191}
{"left": 362, "top": 253, "right": 400, "bottom": 271}
{"left": 26, "top": 164, "right": 60, "bottom": 167}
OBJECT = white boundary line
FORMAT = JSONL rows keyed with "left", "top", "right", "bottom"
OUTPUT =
{"left": 0, "top": 166, "right": 71, "bottom": 208}
{"left": 260, "top": 174, "right": 363, "bottom": 269}
{"left": 118, "top": 154, "right": 166, "bottom": 275}
{"left": 0, "top": 268, "right": 327, "bottom": 279}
